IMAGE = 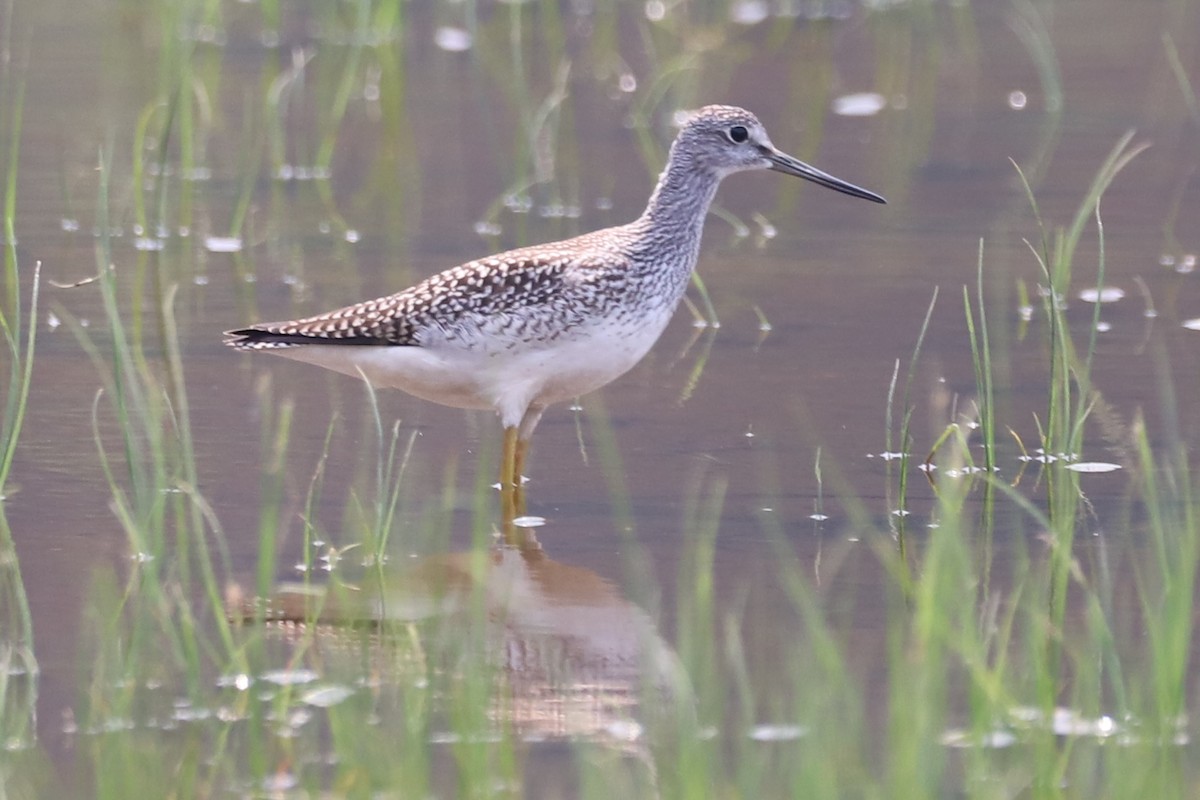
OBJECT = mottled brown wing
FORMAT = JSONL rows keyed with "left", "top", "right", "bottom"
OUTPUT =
{"left": 223, "top": 252, "right": 592, "bottom": 351}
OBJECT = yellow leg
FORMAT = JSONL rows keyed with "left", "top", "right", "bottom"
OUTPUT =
{"left": 498, "top": 426, "right": 537, "bottom": 542}
{"left": 500, "top": 425, "right": 520, "bottom": 531}
{"left": 500, "top": 426, "right": 518, "bottom": 489}
{"left": 514, "top": 437, "right": 531, "bottom": 486}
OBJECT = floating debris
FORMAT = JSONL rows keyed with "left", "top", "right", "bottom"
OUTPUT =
{"left": 730, "top": 0, "right": 769, "bottom": 25}
{"left": 1065, "top": 461, "right": 1122, "bottom": 473}
{"left": 833, "top": 92, "right": 886, "bottom": 117}
{"left": 260, "top": 668, "right": 320, "bottom": 687}
{"left": 748, "top": 723, "right": 807, "bottom": 742}
{"left": 133, "top": 236, "right": 164, "bottom": 251}
{"left": 1007, "top": 90, "right": 1028, "bottom": 110}
{"left": 1078, "top": 286, "right": 1124, "bottom": 303}
{"left": 941, "top": 728, "right": 1018, "bottom": 749}
{"left": 217, "top": 673, "right": 252, "bottom": 691}
{"left": 604, "top": 720, "right": 643, "bottom": 741}
{"left": 434, "top": 26, "right": 472, "bottom": 52}
{"left": 511, "top": 515, "right": 546, "bottom": 529}
{"left": 204, "top": 236, "right": 243, "bottom": 253}
{"left": 302, "top": 685, "right": 355, "bottom": 708}
{"left": 171, "top": 703, "right": 213, "bottom": 723}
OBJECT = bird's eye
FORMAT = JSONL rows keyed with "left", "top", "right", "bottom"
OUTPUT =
{"left": 727, "top": 125, "right": 749, "bottom": 144}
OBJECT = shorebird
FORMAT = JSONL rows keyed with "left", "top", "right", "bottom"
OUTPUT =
{"left": 225, "top": 105, "right": 885, "bottom": 496}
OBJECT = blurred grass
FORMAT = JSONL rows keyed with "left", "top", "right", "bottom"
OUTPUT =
{"left": 0, "top": 30, "right": 39, "bottom": 764}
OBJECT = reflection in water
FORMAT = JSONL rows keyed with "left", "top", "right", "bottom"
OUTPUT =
{"left": 237, "top": 524, "right": 689, "bottom": 746}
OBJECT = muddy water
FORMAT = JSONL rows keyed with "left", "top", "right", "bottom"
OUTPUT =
{"left": 3, "top": 0, "right": 1199, "bottom": 783}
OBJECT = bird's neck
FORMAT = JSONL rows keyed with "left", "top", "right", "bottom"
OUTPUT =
{"left": 636, "top": 151, "right": 722, "bottom": 254}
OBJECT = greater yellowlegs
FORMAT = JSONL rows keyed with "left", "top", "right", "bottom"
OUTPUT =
{"left": 225, "top": 105, "right": 885, "bottom": 492}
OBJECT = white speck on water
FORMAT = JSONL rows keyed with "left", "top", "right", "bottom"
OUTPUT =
{"left": 261, "top": 668, "right": 319, "bottom": 686}
{"left": 302, "top": 685, "right": 355, "bottom": 708}
{"left": 1066, "top": 461, "right": 1122, "bottom": 473}
{"left": 512, "top": 515, "right": 546, "bottom": 528}
{"left": 434, "top": 26, "right": 472, "bottom": 52}
{"left": 1181, "top": 254, "right": 1198, "bottom": 272}
{"left": 619, "top": 73, "right": 637, "bottom": 93}
{"left": 46, "top": 312, "right": 60, "bottom": 331}
{"left": 1048, "top": 707, "right": 1121, "bottom": 737}
{"left": 645, "top": 0, "right": 666, "bottom": 20}
{"left": 217, "top": 673, "right": 252, "bottom": 691}
{"left": 1160, "top": 253, "right": 1177, "bottom": 267}
{"left": 344, "top": 229, "right": 360, "bottom": 243}
{"left": 171, "top": 703, "right": 213, "bottom": 723}
{"left": 809, "top": 513, "right": 828, "bottom": 521}
{"left": 1183, "top": 318, "right": 1200, "bottom": 331}
{"left": 60, "top": 218, "right": 80, "bottom": 232}
{"left": 183, "top": 166, "right": 212, "bottom": 182}
{"left": 1007, "top": 90, "right": 1028, "bottom": 110}
{"left": 1095, "top": 321, "right": 1112, "bottom": 332}
{"left": 941, "top": 727, "right": 1017, "bottom": 748}
{"left": 193, "top": 274, "right": 209, "bottom": 286}
{"left": 474, "top": 220, "right": 502, "bottom": 236}
{"left": 892, "top": 509, "right": 910, "bottom": 517}
{"left": 261, "top": 773, "right": 298, "bottom": 793}
{"left": 1018, "top": 304, "right": 1034, "bottom": 321}
{"left": 204, "top": 236, "right": 243, "bottom": 253}
{"left": 833, "top": 92, "right": 886, "bottom": 117}
{"left": 1079, "top": 286, "right": 1124, "bottom": 303}
{"left": 749, "top": 724, "right": 806, "bottom": 742}
{"left": 605, "top": 720, "right": 643, "bottom": 741}
{"left": 731, "top": 0, "right": 769, "bottom": 24}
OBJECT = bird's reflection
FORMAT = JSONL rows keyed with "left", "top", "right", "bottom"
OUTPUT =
{"left": 239, "top": 517, "right": 689, "bottom": 745}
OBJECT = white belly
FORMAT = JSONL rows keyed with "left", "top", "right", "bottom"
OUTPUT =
{"left": 266, "top": 310, "right": 673, "bottom": 427}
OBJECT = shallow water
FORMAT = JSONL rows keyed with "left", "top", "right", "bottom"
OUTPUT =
{"left": 2, "top": 0, "right": 1200, "bottom": 794}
